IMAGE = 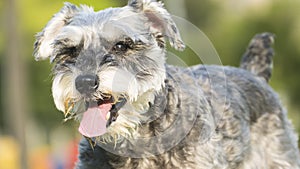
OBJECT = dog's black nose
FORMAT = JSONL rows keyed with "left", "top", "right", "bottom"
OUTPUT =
{"left": 75, "top": 74, "right": 99, "bottom": 94}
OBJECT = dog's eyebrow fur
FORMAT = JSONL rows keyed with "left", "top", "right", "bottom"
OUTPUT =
{"left": 100, "top": 18, "right": 150, "bottom": 43}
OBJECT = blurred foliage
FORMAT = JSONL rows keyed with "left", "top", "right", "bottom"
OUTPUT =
{"left": 0, "top": 0, "right": 299, "bottom": 145}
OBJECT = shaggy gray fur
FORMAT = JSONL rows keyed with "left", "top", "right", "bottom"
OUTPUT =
{"left": 34, "top": 0, "right": 300, "bottom": 168}
{"left": 240, "top": 33, "right": 275, "bottom": 82}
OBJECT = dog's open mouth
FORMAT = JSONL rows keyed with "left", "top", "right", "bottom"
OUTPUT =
{"left": 65, "top": 96, "right": 127, "bottom": 137}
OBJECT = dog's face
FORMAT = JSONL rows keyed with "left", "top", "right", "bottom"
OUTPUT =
{"left": 34, "top": 0, "right": 184, "bottom": 141}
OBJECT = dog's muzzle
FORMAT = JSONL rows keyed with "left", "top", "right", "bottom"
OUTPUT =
{"left": 75, "top": 74, "right": 99, "bottom": 95}
{"left": 65, "top": 73, "right": 128, "bottom": 138}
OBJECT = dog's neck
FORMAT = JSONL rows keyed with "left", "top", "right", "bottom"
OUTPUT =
{"left": 138, "top": 78, "right": 180, "bottom": 131}
{"left": 97, "top": 66, "right": 211, "bottom": 158}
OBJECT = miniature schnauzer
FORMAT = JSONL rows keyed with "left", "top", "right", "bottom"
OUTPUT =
{"left": 34, "top": 0, "right": 300, "bottom": 168}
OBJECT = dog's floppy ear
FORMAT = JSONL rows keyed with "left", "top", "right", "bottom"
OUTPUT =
{"left": 128, "top": 0, "right": 185, "bottom": 51}
{"left": 33, "top": 3, "right": 87, "bottom": 61}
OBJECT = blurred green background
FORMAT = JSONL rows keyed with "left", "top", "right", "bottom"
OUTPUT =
{"left": 0, "top": 0, "right": 299, "bottom": 168}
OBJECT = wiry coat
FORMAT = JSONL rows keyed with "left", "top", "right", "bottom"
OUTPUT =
{"left": 33, "top": 0, "right": 300, "bottom": 168}
{"left": 76, "top": 64, "right": 300, "bottom": 169}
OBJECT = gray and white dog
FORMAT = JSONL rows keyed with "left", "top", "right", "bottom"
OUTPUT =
{"left": 34, "top": 0, "right": 300, "bottom": 168}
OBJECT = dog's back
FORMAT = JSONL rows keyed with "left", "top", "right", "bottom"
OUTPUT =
{"left": 187, "top": 33, "right": 300, "bottom": 168}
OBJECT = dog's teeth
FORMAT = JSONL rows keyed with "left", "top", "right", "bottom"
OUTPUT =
{"left": 106, "top": 112, "right": 111, "bottom": 120}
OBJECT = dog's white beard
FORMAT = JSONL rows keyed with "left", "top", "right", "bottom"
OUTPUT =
{"left": 52, "top": 73, "right": 79, "bottom": 112}
{"left": 52, "top": 53, "right": 166, "bottom": 141}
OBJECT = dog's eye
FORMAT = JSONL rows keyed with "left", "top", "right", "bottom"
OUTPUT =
{"left": 100, "top": 54, "right": 117, "bottom": 66}
{"left": 63, "top": 47, "right": 78, "bottom": 57}
{"left": 112, "top": 38, "right": 134, "bottom": 54}
{"left": 113, "top": 42, "right": 129, "bottom": 53}
{"left": 53, "top": 46, "right": 79, "bottom": 63}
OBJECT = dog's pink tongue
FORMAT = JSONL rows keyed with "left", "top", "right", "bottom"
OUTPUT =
{"left": 78, "top": 103, "right": 112, "bottom": 137}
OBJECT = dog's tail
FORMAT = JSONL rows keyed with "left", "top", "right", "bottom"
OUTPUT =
{"left": 240, "top": 32, "right": 275, "bottom": 82}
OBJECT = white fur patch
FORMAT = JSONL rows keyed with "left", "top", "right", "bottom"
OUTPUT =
{"left": 52, "top": 73, "right": 79, "bottom": 112}
{"left": 36, "top": 11, "right": 70, "bottom": 60}
{"left": 98, "top": 67, "right": 139, "bottom": 102}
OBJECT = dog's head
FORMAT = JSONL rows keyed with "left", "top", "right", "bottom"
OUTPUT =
{"left": 33, "top": 0, "right": 184, "bottom": 141}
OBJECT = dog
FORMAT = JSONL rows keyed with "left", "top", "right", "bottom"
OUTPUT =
{"left": 33, "top": 0, "right": 300, "bottom": 168}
